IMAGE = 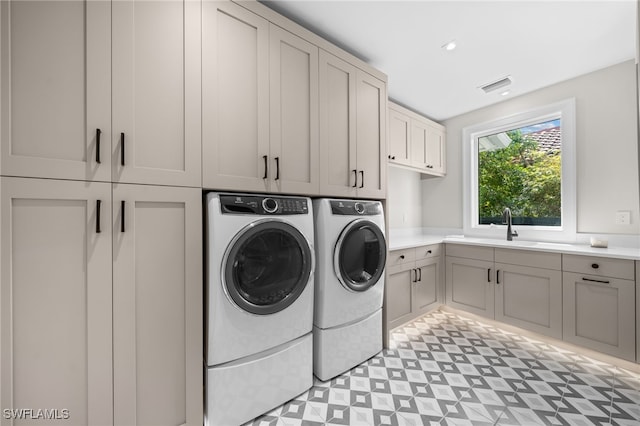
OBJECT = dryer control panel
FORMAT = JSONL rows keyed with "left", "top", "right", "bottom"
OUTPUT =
{"left": 330, "top": 200, "right": 382, "bottom": 216}
{"left": 220, "top": 194, "right": 309, "bottom": 215}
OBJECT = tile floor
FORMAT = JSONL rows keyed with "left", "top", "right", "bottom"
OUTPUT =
{"left": 246, "top": 311, "right": 640, "bottom": 425}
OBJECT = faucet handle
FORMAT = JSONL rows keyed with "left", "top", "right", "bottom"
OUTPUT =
{"left": 512, "top": 229, "right": 519, "bottom": 237}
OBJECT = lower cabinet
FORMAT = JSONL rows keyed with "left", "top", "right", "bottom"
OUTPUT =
{"left": 0, "top": 177, "right": 202, "bottom": 425}
{"left": 445, "top": 244, "right": 563, "bottom": 340}
{"left": 562, "top": 255, "right": 636, "bottom": 362}
{"left": 112, "top": 183, "right": 202, "bottom": 426}
{"left": 386, "top": 244, "right": 442, "bottom": 330}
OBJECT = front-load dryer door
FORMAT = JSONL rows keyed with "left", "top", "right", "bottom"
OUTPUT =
{"left": 334, "top": 219, "right": 387, "bottom": 292}
{"left": 223, "top": 219, "right": 313, "bottom": 315}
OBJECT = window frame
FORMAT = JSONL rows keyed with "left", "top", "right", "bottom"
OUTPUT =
{"left": 462, "top": 98, "right": 576, "bottom": 242}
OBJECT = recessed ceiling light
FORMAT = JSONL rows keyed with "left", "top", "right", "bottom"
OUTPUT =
{"left": 442, "top": 40, "right": 457, "bottom": 51}
{"left": 501, "top": 90, "right": 511, "bottom": 96}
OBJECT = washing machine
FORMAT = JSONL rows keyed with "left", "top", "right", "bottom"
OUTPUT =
{"left": 205, "top": 193, "right": 315, "bottom": 426}
{"left": 312, "top": 198, "right": 387, "bottom": 381}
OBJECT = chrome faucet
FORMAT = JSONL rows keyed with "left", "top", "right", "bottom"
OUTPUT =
{"left": 502, "top": 208, "right": 518, "bottom": 241}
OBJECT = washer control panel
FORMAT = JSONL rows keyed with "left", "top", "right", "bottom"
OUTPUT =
{"left": 330, "top": 200, "right": 382, "bottom": 216}
{"left": 220, "top": 194, "right": 309, "bottom": 215}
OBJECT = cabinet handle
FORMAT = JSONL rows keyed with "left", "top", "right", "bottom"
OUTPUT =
{"left": 400, "top": 255, "right": 405, "bottom": 259}
{"left": 418, "top": 268, "right": 422, "bottom": 282}
{"left": 96, "top": 200, "right": 102, "bottom": 233}
{"left": 591, "top": 263, "right": 600, "bottom": 269}
{"left": 275, "top": 157, "right": 280, "bottom": 180}
{"left": 427, "top": 250, "right": 432, "bottom": 255}
{"left": 392, "top": 156, "right": 396, "bottom": 160}
{"left": 582, "top": 277, "right": 610, "bottom": 285}
{"left": 120, "top": 200, "right": 126, "bottom": 233}
{"left": 263, "top": 155, "right": 268, "bottom": 179}
{"left": 487, "top": 268, "right": 491, "bottom": 283}
{"left": 412, "top": 269, "right": 417, "bottom": 283}
{"left": 120, "top": 132, "right": 126, "bottom": 166}
{"left": 352, "top": 170, "right": 358, "bottom": 188}
{"left": 96, "top": 129, "right": 101, "bottom": 164}
{"left": 359, "top": 170, "right": 364, "bottom": 188}
{"left": 497, "top": 269, "right": 501, "bottom": 284}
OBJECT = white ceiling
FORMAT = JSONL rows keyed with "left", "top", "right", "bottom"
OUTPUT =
{"left": 259, "top": 0, "right": 637, "bottom": 122}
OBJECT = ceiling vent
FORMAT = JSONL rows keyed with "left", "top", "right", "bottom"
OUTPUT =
{"left": 479, "top": 76, "right": 512, "bottom": 93}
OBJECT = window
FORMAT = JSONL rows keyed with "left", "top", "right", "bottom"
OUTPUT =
{"left": 463, "top": 99, "right": 576, "bottom": 241}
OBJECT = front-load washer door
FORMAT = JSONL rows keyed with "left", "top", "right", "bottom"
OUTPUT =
{"left": 223, "top": 219, "right": 313, "bottom": 315}
{"left": 334, "top": 219, "right": 387, "bottom": 292}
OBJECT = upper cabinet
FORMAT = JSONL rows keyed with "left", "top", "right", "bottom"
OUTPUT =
{"left": 319, "top": 50, "right": 387, "bottom": 199}
{"left": 112, "top": 0, "right": 202, "bottom": 187}
{"left": 1, "top": 0, "right": 202, "bottom": 187}
{"left": 0, "top": 0, "right": 111, "bottom": 182}
{"left": 202, "top": 2, "right": 319, "bottom": 195}
{"left": 388, "top": 101, "right": 446, "bottom": 176}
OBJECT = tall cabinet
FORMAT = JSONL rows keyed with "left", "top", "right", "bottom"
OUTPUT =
{"left": 0, "top": 0, "right": 202, "bottom": 424}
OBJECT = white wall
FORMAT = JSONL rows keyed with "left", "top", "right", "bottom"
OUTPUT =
{"left": 422, "top": 60, "right": 640, "bottom": 235}
{"left": 387, "top": 166, "right": 422, "bottom": 229}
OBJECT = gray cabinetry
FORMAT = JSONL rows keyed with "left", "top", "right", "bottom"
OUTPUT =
{"left": 386, "top": 244, "right": 442, "bottom": 331}
{"left": 445, "top": 245, "right": 494, "bottom": 318}
{"left": 563, "top": 255, "right": 636, "bottom": 362}
{"left": 494, "top": 248, "right": 562, "bottom": 339}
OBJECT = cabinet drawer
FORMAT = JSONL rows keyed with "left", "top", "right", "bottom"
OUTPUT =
{"left": 415, "top": 244, "right": 441, "bottom": 260}
{"left": 495, "top": 248, "right": 561, "bottom": 270}
{"left": 388, "top": 248, "right": 416, "bottom": 267}
{"left": 445, "top": 244, "right": 493, "bottom": 262}
{"left": 563, "top": 254, "right": 635, "bottom": 280}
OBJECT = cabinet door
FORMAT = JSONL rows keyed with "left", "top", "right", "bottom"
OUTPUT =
{"left": 386, "top": 263, "right": 414, "bottom": 330}
{"left": 410, "top": 119, "right": 428, "bottom": 169}
{"left": 388, "top": 108, "right": 411, "bottom": 165}
{"left": 495, "top": 263, "right": 562, "bottom": 339}
{"left": 112, "top": 0, "right": 201, "bottom": 187}
{"left": 0, "top": 0, "right": 110, "bottom": 182}
{"left": 318, "top": 50, "right": 357, "bottom": 197}
{"left": 412, "top": 257, "right": 440, "bottom": 315}
{"left": 269, "top": 24, "right": 319, "bottom": 195}
{"left": 445, "top": 256, "right": 494, "bottom": 318}
{"left": 1, "top": 177, "right": 113, "bottom": 425}
{"left": 355, "top": 70, "right": 387, "bottom": 199}
{"left": 425, "top": 125, "right": 445, "bottom": 175}
{"left": 112, "top": 184, "right": 202, "bottom": 425}
{"left": 202, "top": 1, "right": 270, "bottom": 192}
{"left": 563, "top": 272, "right": 635, "bottom": 362}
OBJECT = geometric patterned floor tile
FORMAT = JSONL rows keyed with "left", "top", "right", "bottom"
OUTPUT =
{"left": 243, "top": 310, "right": 640, "bottom": 426}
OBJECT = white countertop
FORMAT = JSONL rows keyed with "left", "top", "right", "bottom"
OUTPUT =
{"left": 389, "top": 234, "right": 640, "bottom": 260}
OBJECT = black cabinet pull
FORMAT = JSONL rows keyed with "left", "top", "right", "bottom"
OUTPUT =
{"left": 263, "top": 155, "right": 268, "bottom": 179}
{"left": 359, "top": 170, "right": 364, "bottom": 188}
{"left": 591, "top": 263, "right": 599, "bottom": 269}
{"left": 582, "top": 277, "right": 610, "bottom": 285}
{"left": 427, "top": 250, "right": 432, "bottom": 254}
{"left": 400, "top": 255, "right": 405, "bottom": 259}
{"left": 418, "top": 268, "right": 422, "bottom": 282}
{"left": 121, "top": 200, "right": 126, "bottom": 233}
{"left": 275, "top": 157, "right": 280, "bottom": 180}
{"left": 96, "top": 129, "right": 101, "bottom": 164}
{"left": 120, "top": 132, "right": 125, "bottom": 166}
{"left": 497, "top": 270, "right": 501, "bottom": 284}
{"left": 412, "top": 269, "right": 417, "bottom": 283}
{"left": 352, "top": 170, "right": 358, "bottom": 188}
{"left": 487, "top": 268, "right": 491, "bottom": 282}
{"left": 96, "top": 200, "right": 102, "bottom": 233}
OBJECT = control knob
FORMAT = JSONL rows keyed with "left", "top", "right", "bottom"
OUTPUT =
{"left": 262, "top": 198, "right": 278, "bottom": 213}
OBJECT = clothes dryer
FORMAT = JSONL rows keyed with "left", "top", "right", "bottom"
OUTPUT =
{"left": 312, "top": 198, "right": 387, "bottom": 381}
{"left": 205, "top": 193, "right": 315, "bottom": 426}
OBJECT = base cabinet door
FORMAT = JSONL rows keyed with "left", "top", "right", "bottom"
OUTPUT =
{"left": 1, "top": 177, "right": 113, "bottom": 425}
{"left": 495, "top": 263, "right": 562, "bottom": 339}
{"left": 412, "top": 257, "right": 440, "bottom": 316}
{"left": 112, "top": 184, "right": 202, "bottom": 425}
{"left": 386, "top": 263, "right": 414, "bottom": 330}
{"left": 446, "top": 256, "right": 494, "bottom": 318}
{"left": 563, "top": 272, "right": 635, "bottom": 362}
